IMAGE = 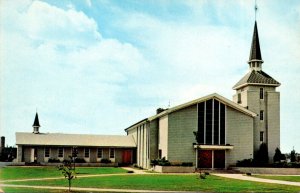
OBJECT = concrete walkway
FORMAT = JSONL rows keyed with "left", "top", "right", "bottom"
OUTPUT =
{"left": 214, "top": 174, "right": 300, "bottom": 187}
{"left": 0, "top": 184, "right": 192, "bottom": 192}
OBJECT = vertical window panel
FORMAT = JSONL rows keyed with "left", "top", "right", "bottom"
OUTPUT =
{"left": 214, "top": 100, "right": 219, "bottom": 145}
{"left": 260, "top": 110, "right": 264, "bottom": 120}
{"left": 220, "top": 103, "right": 226, "bottom": 145}
{"left": 97, "top": 148, "right": 103, "bottom": 158}
{"left": 206, "top": 99, "right": 213, "bottom": 145}
{"left": 58, "top": 147, "right": 64, "bottom": 158}
{"left": 84, "top": 148, "right": 90, "bottom": 158}
{"left": 197, "top": 102, "right": 205, "bottom": 144}
{"left": 110, "top": 148, "right": 115, "bottom": 158}
{"left": 260, "top": 88, "right": 264, "bottom": 99}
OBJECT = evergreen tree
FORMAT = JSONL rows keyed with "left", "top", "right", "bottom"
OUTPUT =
{"left": 273, "top": 147, "right": 282, "bottom": 162}
{"left": 291, "top": 149, "right": 296, "bottom": 162}
{"left": 255, "top": 143, "right": 269, "bottom": 165}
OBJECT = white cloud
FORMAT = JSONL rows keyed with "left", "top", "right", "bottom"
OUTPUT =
{"left": 0, "top": 1, "right": 147, "bottom": 144}
{"left": 17, "top": 1, "right": 100, "bottom": 46}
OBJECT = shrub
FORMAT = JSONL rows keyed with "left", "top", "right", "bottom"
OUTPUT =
{"left": 75, "top": 157, "right": 86, "bottom": 163}
{"left": 236, "top": 159, "right": 254, "bottom": 167}
{"left": 48, "top": 158, "right": 60, "bottom": 163}
{"left": 151, "top": 157, "right": 171, "bottom": 166}
{"left": 100, "top": 158, "right": 112, "bottom": 163}
{"left": 181, "top": 162, "right": 193, "bottom": 167}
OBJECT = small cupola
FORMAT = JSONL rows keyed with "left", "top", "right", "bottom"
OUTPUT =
{"left": 33, "top": 112, "right": 40, "bottom": 134}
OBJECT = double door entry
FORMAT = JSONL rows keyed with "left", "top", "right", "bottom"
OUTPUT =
{"left": 198, "top": 150, "right": 225, "bottom": 169}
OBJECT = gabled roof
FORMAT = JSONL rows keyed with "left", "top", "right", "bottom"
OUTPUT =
{"left": 33, "top": 113, "right": 40, "bottom": 127}
{"left": 16, "top": 132, "right": 136, "bottom": 147}
{"left": 233, "top": 70, "right": 281, "bottom": 90}
{"left": 249, "top": 21, "right": 262, "bottom": 61}
{"left": 125, "top": 93, "right": 256, "bottom": 131}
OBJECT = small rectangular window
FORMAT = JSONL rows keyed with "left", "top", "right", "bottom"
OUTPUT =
{"left": 260, "top": 88, "right": 264, "bottom": 99}
{"left": 109, "top": 148, "right": 115, "bottom": 158}
{"left": 158, "top": 149, "right": 162, "bottom": 159}
{"left": 237, "top": 93, "right": 241, "bottom": 104}
{"left": 45, "top": 147, "right": 50, "bottom": 157}
{"left": 260, "top": 131, "right": 264, "bottom": 142}
{"left": 84, "top": 148, "right": 90, "bottom": 158}
{"left": 58, "top": 147, "right": 64, "bottom": 158}
{"left": 97, "top": 148, "right": 103, "bottom": 158}
{"left": 260, "top": 110, "right": 264, "bottom": 120}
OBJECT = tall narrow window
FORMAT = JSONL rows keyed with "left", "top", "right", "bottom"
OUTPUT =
{"left": 58, "top": 147, "right": 64, "bottom": 158}
{"left": 260, "top": 110, "right": 264, "bottom": 120}
{"left": 237, "top": 93, "right": 241, "bottom": 104}
{"left": 260, "top": 88, "right": 264, "bottom": 99}
{"left": 84, "top": 148, "right": 90, "bottom": 158}
{"left": 205, "top": 99, "right": 213, "bottom": 145}
{"left": 97, "top": 148, "right": 103, "bottom": 158}
{"left": 44, "top": 147, "right": 50, "bottom": 157}
{"left": 197, "top": 102, "right": 205, "bottom": 144}
{"left": 260, "top": 131, "right": 264, "bottom": 142}
{"left": 220, "top": 103, "right": 226, "bottom": 145}
{"left": 214, "top": 100, "right": 219, "bottom": 145}
{"left": 109, "top": 148, "right": 115, "bottom": 158}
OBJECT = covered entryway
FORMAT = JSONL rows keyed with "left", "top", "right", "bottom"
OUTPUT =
{"left": 195, "top": 145, "right": 233, "bottom": 169}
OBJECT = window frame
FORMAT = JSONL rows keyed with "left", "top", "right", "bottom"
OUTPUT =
{"left": 260, "top": 88, "right": 264, "bottom": 99}
{"left": 44, "top": 147, "right": 50, "bottom": 158}
{"left": 260, "top": 110, "right": 264, "bottom": 121}
{"left": 260, "top": 131, "right": 264, "bottom": 142}
{"left": 109, "top": 148, "right": 115, "bottom": 159}
{"left": 237, "top": 93, "right": 241, "bottom": 104}
{"left": 84, "top": 148, "right": 90, "bottom": 158}
{"left": 97, "top": 148, "right": 103, "bottom": 158}
{"left": 58, "top": 147, "right": 64, "bottom": 158}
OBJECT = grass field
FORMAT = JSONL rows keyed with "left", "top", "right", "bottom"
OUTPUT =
{"left": 2, "top": 167, "right": 300, "bottom": 192}
{"left": 4, "top": 174, "right": 300, "bottom": 192}
{"left": 0, "top": 166, "right": 127, "bottom": 180}
{"left": 254, "top": 175, "right": 300, "bottom": 182}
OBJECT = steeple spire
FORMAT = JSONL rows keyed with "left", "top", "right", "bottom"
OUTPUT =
{"left": 248, "top": 21, "right": 264, "bottom": 71}
{"left": 33, "top": 112, "right": 40, "bottom": 134}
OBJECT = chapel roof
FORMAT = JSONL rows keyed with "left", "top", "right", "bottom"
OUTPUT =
{"left": 233, "top": 70, "right": 280, "bottom": 90}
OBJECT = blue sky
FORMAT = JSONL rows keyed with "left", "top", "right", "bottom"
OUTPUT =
{"left": 1, "top": 0, "right": 299, "bottom": 153}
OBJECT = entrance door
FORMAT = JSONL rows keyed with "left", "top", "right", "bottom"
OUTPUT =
{"left": 122, "top": 150, "right": 132, "bottom": 164}
{"left": 198, "top": 150, "right": 212, "bottom": 168}
{"left": 214, "top": 150, "right": 225, "bottom": 168}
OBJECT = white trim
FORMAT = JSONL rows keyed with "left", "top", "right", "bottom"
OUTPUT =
{"left": 193, "top": 145, "right": 234, "bottom": 150}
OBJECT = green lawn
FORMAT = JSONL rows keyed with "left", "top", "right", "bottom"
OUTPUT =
{"left": 0, "top": 166, "right": 127, "bottom": 180}
{"left": 254, "top": 175, "right": 300, "bottom": 182}
{"left": 5, "top": 174, "right": 300, "bottom": 192}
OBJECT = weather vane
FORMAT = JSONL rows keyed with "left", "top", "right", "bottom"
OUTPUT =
{"left": 255, "top": 0, "right": 258, "bottom": 20}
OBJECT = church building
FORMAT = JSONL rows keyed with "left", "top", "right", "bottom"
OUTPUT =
{"left": 15, "top": 20, "right": 280, "bottom": 169}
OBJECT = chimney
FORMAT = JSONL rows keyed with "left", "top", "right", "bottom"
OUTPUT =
{"left": 156, "top": 108, "right": 165, "bottom": 114}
